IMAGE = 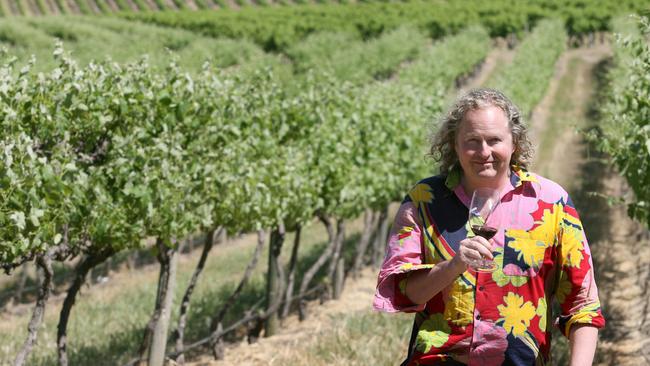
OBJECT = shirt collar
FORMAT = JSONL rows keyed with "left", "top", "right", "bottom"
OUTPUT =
{"left": 446, "top": 164, "right": 536, "bottom": 207}
{"left": 510, "top": 164, "right": 539, "bottom": 187}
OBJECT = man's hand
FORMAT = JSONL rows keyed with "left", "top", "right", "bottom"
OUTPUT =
{"left": 452, "top": 236, "right": 494, "bottom": 270}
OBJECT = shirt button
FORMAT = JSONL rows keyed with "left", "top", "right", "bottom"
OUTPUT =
{"left": 479, "top": 286, "right": 485, "bottom": 291}
{"left": 476, "top": 314, "right": 481, "bottom": 320}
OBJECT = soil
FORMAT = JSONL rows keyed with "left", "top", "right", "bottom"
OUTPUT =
{"left": 593, "top": 169, "right": 650, "bottom": 365}
{"left": 458, "top": 41, "right": 515, "bottom": 95}
{"left": 529, "top": 44, "right": 612, "bottom": 187}
{"left": 518, "top": 42, "right": 650, "bottom": 365}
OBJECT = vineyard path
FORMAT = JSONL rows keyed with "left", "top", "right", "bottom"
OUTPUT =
{"left": 529, "top": 44, "right": 609, "bottom": 185}
{"left": 505, "top": 41, "right": 650, "bottom": 365}
{"left": 458, "top": 40, "right": 515, "bottom": 94}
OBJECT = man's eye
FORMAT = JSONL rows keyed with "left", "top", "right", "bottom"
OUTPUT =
{"left": 488, "top": 138, "right": 501, "bottom": 144}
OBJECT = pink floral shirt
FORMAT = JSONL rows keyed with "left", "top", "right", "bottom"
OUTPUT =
{"left": 373, "top": 167, "right": 605, "bottom": 365}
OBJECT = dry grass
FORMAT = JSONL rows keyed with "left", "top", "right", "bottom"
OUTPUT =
{"left": 0, "top": 215, "right": 366, "bottom": 364}
{"left": 187, "top": 267, "right": 412, "bottom": 366}
{"left": 281, "top": 310, "right": 411, "bottom": 366}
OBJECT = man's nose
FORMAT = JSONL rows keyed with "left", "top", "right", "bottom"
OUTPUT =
{"left": 477, "top": 140, "right": 491, "bottom": 158}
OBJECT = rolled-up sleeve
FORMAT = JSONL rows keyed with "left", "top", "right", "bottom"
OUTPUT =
{"left": 373, "top": 200, "right": 434, "bottom": 313}
{"left": 554, "top": 200, "right": 606, "bottom": 337}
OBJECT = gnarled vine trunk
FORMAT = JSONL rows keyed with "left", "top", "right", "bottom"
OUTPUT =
{"left": 352, "top": 209, "right": 379, "bottom": 276}
{"left": 327, "top": 220, "right": 345, "bottom": 300}
{"left": 137, "top": 238, "right": 179, "bottom": 366}
{"left": 57, "top": 246, "right": 115, "bottom": 366}
{"left": 173, "top": 228, "right": 222, "bottom": 364}
{"left": 298, "top": 214, "right": 336, "bottom": 321}
{"left": 281, "top": 225, "right": 301, "bottom": 319}
{"left": 264, "top": 223, "right": 286, "bottom": 337}
{"left": 372, "top": 206, "right": 390, "bottom": 268}
{"left": 14, "top": 255, "right": 54, "bottom": 366}
{"left": 210, "top": 228, "right": 266, "bottom": 359}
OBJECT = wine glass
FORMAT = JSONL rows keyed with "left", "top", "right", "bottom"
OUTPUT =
{"left": 468, "top": 187, "right": 500, "bottom": 272}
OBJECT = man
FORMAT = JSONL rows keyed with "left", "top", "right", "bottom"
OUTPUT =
{"left": 374, "top": 88, "right": 604, "bottom": 365}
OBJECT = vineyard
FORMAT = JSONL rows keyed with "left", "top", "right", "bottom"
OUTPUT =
{"left": 0, "top": 0, "right": 645, "bottom": 17}
{"left": 0, "top": 1, "right": 649, "bottom": 365}
{"left": 0, "top": 0, "right": 214, "bottom": 15}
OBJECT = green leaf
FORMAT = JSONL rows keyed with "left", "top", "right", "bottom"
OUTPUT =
{"left": 10, "top": 212, "right": 26, "bottom": 231}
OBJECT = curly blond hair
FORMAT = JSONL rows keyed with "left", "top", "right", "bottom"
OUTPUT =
{"left": 430, "top": 88, "right": 533, "bottom": 174}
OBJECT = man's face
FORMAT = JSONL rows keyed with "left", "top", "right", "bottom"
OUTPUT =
{"left": 454, "top": 106, "right": 515, "bottom": 184}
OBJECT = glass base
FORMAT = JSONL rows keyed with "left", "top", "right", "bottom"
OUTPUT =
{"left": 471, "top": 259, "right": 497, "bottom": 273}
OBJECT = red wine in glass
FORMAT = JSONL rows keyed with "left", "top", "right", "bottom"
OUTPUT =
{"left": 468, "top": 187, "right": 500, "bottom": 272}
{"left": 471, "top": 225, "right": 498, "bottom": 240}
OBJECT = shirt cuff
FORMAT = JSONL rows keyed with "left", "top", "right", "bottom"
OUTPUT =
{"left": 555, "top": 301, "right": 605, "bottom": 337}
{"left": 373, "top": 264, "right": 435, "bottom": 313}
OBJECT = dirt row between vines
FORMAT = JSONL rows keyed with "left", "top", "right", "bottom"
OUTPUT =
{"left": 527, "top": 42, "right": 650, "bottom": 365}
{"left": 595, "top": 170, "right": 650, "bottom": 365}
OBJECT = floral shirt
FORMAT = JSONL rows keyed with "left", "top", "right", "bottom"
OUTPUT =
{"left": 373, "top": 167, "right": 605, "bottom": 365}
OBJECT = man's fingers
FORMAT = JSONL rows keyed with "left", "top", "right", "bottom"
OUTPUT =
{"left": 474, "top": 245, "right": 494, "bottom": 260}
{"left": 467, "top": 238, "right": 494, "bottom": 260}
{"left": 472, "top": 236, "right": 493, "bottom": 250}
{"left": 459, "top": 237, "right": 495, "bottom": 262}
